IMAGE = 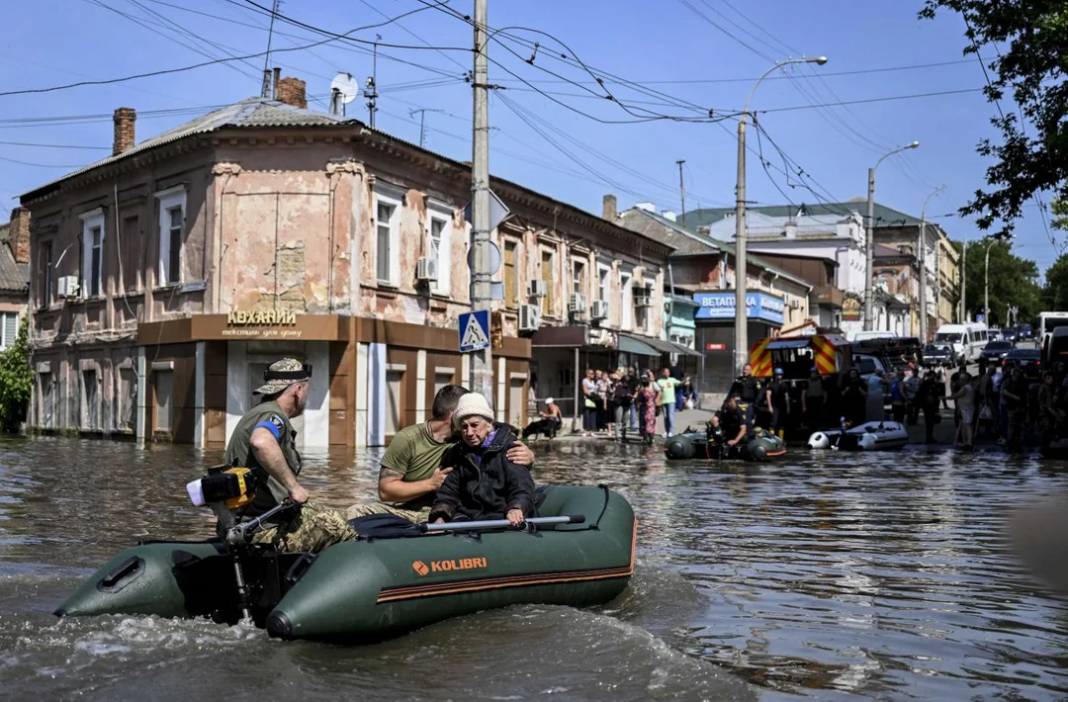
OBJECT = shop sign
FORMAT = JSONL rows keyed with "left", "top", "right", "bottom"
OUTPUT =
{"left": 841, "top": 295, "right": 862, "bottom": 322}
{"left": 693, "top": 291, "right": 784, "bottom": 325}
{"left": 227, "top": 309, "right": 298, "bottom": 326}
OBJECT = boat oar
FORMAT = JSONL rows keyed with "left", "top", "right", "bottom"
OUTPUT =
{"left": 421, "top": 515, "right": 585, "bottom": 533}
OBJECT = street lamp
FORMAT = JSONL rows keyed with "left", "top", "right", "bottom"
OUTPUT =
{"left": 917, "top": 185, "right": 945, "bottom": 342}
{"left": 735, "top": 55, "right": 828, "bottom": 372}
{"left": 863, "top": 140, "right": 920, "bottom": 330}
{"left": 984, "top": 234, "right": 1011, "bottom": 325}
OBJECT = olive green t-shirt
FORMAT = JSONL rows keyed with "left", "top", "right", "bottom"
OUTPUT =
{"left": 380, "top": 422, "right": 453, "bottom": 508}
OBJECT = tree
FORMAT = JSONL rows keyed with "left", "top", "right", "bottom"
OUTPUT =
{"left": 958, "top": 239, "right": 1041, "bottom": 325}
{"left": 920, "top": 2, "right": 1068, "bottom": 237}
{"left": 0, "top": 318, "right": 32, "bottom": 433}
{"left": 1043, "top": 252, "right": 1068, "bottom": 310}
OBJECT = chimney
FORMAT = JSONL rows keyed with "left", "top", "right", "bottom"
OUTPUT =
{"left": 8, "top": 207, "right": 29, "bottom": 264}
{"left": 276, "top": 77, "right": 307, "bottom": 109}
{"left": 602, "top": 194, "right": 617, "bottom": 221}
{"left": 272, "top": 67, "right": 281, "bottom": 98}
{"left": 112, "top": 107, "right": 136, "bottom": 155}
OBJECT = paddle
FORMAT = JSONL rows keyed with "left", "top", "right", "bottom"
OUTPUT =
{"left": 421, "top": 515, "right": 586, "bottom": 532}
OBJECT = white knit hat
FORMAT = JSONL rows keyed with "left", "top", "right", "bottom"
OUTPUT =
{"left": 453, "top": 392, "right": 494, "bottom": 428}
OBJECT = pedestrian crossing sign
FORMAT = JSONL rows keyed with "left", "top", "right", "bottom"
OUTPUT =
{"left": 458, "top": 310, "right": 491, "bottom": 353}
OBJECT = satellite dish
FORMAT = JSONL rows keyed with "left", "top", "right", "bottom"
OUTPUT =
{"left": 330, "top": 72, "right": 359, "bottom": 104}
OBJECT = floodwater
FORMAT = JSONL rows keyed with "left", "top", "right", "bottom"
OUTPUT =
{"left": 2, "top": 435, "right": 1067, "bottom": 701}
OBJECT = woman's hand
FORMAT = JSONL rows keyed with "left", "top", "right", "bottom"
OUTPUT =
{"left": 506, "top": 509, "right": 525, "bottom": 527}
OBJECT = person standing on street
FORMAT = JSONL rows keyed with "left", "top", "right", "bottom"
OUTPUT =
{"left": 802, "top": 368, "right": 825, "bottom": 429}
{"left": 636, "top": 378, "right": 659, "bottom": 445}
{"left": 767, "top": 368, "right": 790, "bottom": 439}
{"left": 729, "top": 363, "right": 762, "bottom": 427}
{"left": 224, "top": 358, "right": 355, "bottom": 552}
{"left": 656, "top": 367, "right": 682, "bottom": 437}
{"left": 611, "top": 371, "right": 634, "bottom": 442}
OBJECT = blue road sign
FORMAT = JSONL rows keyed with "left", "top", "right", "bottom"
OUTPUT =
{"left": 458, "top": 309, "right": 491, "bottom": 353}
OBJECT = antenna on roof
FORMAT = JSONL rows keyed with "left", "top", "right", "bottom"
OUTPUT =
{"left": 365, "top": 34, "right": 381, "bottom": 128}
{"left": 330, "top": 72, "right": 359, "bottom": 117}
{"left": 260, "top": 0, "right": 281, "bottom": 98}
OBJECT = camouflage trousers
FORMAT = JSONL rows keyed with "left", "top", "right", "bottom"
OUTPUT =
{"left": 345, "top": 501, "right": 431, "bottom": 524}
{"left": 251, "top": 504, "right": 357, "bottom": 552}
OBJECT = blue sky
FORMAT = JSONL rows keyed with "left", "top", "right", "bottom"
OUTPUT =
{"left": 1, "top": 0, "right": 1057, "bottom": 271}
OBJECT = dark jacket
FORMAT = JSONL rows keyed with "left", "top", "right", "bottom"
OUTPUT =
{"left": 429, "top": 424, "right": 536, "bottom": 522}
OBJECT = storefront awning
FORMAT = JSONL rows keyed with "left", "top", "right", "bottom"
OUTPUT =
{"left": 644, "top": 337, "right": 703, "bottom": 357}
{"left": 766, "top": 338, "right": 812, "bottom": 351}
{"left": 617, "top": 333, "right": 660, "bottom": 356}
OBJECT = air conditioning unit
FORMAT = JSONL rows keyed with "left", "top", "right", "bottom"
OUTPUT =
{"left": 57, "top": 275, "right": 80, "bottom": 298}
{"left": 591, "top": 299, "right": 609, "bottom": 320}
{"left": 568, "top": 293, "right": 587, "bottom": 314}
{"left": 416, "top": 257, "right": 438, "bottom": 282}
{"left": 634, "top": 289, "right": 653, "bottom": 307}
{"left": 527, "top": 279, "right": 548, "bottom": 298}
{"left": 519, "top": 304, "right": 541, "bottom": 332}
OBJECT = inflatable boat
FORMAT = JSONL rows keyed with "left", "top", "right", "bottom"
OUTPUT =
{"left": 807, "top": 421, "right": 909, "bottom": 451}
{"left": 664, "top": 430, "right": 786, "bottom": 462}
{"left": 55, "top": 485, "right": 635, "bottom": 641}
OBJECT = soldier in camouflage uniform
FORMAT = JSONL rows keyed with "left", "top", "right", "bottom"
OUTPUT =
{"left": 225, "top": 358, "right": 355, "bottom": 551}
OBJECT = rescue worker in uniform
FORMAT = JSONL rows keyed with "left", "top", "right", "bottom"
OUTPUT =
{"left": 225, "top": 357, "right": 355, "bottom": 552}
{"left": 719, "top": 395, "right": 748, "bottom": 457}
{"left": 728, "top": 363, "right": 762, "bottom": 427}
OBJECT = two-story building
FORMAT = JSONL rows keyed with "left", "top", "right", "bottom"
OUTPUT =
{"left": 0, "top": 208, "right": 31, "bottom": 348}
{"left": 20, "top": 78, "right": 669, "bottom": 447}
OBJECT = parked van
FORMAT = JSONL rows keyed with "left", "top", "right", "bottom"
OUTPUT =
{"left": 933, "top": 323, "right": 989, "bottom": 363}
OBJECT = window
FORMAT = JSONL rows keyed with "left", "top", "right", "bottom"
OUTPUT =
{"left": 40, "top": 241, "right": 53, "bottom": 307}
{"left": 38, "top": 373, "right": 53, "bottom": 429}
{"left": 620, "top": 272, "right": 633, "bottom": 330}
{"left": 155, "top": 188, "right": 186, "bottom": 287}
{"left": 118, "top": 367, "right": 136, "bottom": 431}
{"left": 540, "top": 250, "right": 554, "bottom": 315}
{"left": 503, "top": 240, "right": 518, "bottom": 308}
{"left": 154, "top": 370, "right": 173, "bottom": 432}
{"left": 598, "top": 265, "right": 610, "bottom": 302}
{"left": 428, "top": 210, "right": 451, "bottom": 294}
{"left": 571, "top": 259, "right": 586, "bottom": 298}
{"left": 0, "top": 313, "right": 17, "bottom": 349}
{"left": 121, "top": 215, "right": 141, "bottom": 291}
{"left": 81, "top": 369, "right": 98, "bottom": 430}
{"left": 635, "top": 283, "right": 653, "bottom": 333}
{"left": 79, "top": 210, "right": 105, "bottom": 298}
{"left": 374, "top": 192, "right": 400, "bottom": 285}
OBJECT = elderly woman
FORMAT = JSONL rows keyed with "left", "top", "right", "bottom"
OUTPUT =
{"left": 429, "top": 393, "right": 536, "bottom": 526}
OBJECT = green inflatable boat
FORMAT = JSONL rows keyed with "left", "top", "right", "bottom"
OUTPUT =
{"left": 664, "top": 430, "right": 786, "bottom": 462}
{"left": 56, "top": 485, "right": 635, "bottom": 641}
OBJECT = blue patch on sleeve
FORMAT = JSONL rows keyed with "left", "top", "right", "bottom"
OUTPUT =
{"left": 255, "top": 419, "right": 283, "bottom": 441}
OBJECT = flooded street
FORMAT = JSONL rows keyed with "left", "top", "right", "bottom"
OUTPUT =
{"left": 2, "top": 435, "right": 1067, "bottom": 700}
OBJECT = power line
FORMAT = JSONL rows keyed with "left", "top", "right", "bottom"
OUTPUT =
{"left": 757, "top": 88, "right": 984, "bottom": 113}
{"left": 0, "top": 140, "right": 109, "bottom": 150}
{"left": 0, "top": 4, "right": 450, "bottom": 97}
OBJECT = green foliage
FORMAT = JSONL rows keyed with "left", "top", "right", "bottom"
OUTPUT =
{"left": 1043, "top": 253, "right": 1068, "bottom": 310}
{"left": 920, "top": 1, "right": 1068, "bottom": 237}
{"left": 0, "top": 318, "right": 32, "bottom": 433}
{"left": 957, "top": 239, "right": 1041, "bottom": 325}
{"left": 1054, "top": 198, "right": 1068, "bottom": 232}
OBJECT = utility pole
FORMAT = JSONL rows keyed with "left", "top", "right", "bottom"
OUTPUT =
{"left": 470, "top": 0, "right": 493, "bottom": 402}
{"left": 735, "top": 55, "right": 827, "bottom": 373}
{"left": 918, "top": 185, "right": 944, "bottom": 342}
{"left": 864, "top": 141, "right": 919, "bottom": 330}
{"left": 676, "top": 159, "right": 686, "bottom": 226}
{"left": 961, "top": 240, "right": 967, "bottom": 323}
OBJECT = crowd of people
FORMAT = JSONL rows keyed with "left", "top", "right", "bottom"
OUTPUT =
{"left": 577, "top": 366, "right": 698, "bottom": 443}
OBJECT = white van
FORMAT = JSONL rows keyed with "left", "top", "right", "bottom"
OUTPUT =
{"left": 934, "top": 323, "right": 989, "bottom": 362}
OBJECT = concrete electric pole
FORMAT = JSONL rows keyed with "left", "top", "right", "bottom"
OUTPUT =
{"left": 469, "top": 0, "right": 494, "bottom": 403}
{"left": 863, "top": 141, "right": 919, "bottom": 330}
{"left": 735, "top": 56, "right": 827, "bottom": 373}
{"left": 676, "top": 159, "right": 686, "bottom": 226}
{"left": 917, "top": 185, "right": 945, "bottom": 342}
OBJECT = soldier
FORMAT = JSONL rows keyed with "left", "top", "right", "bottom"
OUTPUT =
{"left": 225, "top": 357, "right": 354, "bottom": 552}
{"left": 728, "top": 363, "right": 763, "bottom": 426}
